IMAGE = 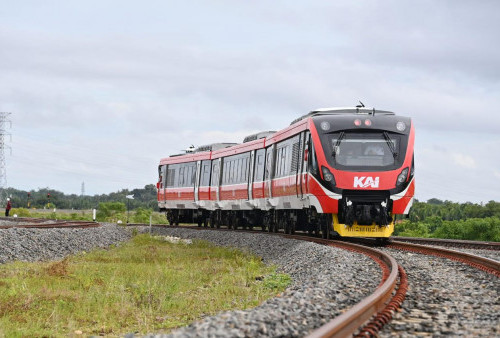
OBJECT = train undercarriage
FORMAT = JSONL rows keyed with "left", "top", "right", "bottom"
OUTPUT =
{"left": 163, "top": 206, "right": 394, "bottom": 239}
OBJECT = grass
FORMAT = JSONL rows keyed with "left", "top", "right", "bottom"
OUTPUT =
{"left": 0, "top": 234, "right": 290, "bottom": 337}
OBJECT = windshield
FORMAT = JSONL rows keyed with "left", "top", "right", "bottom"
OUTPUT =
{"left": 324, "top": 132, "right": 404, "bottom": 170}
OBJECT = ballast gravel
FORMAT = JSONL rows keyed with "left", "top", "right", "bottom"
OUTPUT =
{"left": 137, "top": 227, "right": 382, "bottom": 338}
{"left": 379, "top": 248, "right": 500, "bottom": 337}
{"left": 0, "top": 222, "right": 131, "bottom": 264}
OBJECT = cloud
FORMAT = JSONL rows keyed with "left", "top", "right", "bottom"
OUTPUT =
{"left": 1, "top": 1, "right": 499, "bottom": 202}
{"left": 451, "top": 153, "right": 477, "bottom": 169}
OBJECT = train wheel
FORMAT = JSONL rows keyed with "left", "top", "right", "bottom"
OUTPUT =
{"left": 284, "top": 219, "right": 290, "bottom": 234}
{"left": 204, "top": 217, "right": 209, "bottom": 228}
{"left": 376, "top": 238, "right": 388, "bottom": 246}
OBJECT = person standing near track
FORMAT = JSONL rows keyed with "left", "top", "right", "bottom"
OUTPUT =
{"left": 5, "top": 198, "right": 12, "bottom": 217}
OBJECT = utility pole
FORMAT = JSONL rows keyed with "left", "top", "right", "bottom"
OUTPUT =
{"left": 81, "top": 181, "right": 85, "bottom": 210}
{"left": 0, "top": 112, "right": 12, "bottom": 205}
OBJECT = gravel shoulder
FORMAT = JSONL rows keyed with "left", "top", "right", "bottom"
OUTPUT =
{"left": 0, "top": 222, "right": 131, "bottom": 264}
{"left": 379, "top": 248, "right": 500, "bottom": 337}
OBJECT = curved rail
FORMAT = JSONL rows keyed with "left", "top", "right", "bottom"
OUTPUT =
{"left": 392, "top": 236, "right": 500, "bottom": 250}
{"left": 0, "top": 217, "right": 99, "bottom": 229}
{"left": 389, "top": 241, "right": 500, "bottom": 277}
{"left": 296, "top": 237, "right": 401, "bottom": 338}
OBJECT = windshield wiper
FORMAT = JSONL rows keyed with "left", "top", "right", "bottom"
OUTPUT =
{"left": 332, "top": 131, "right": 345, "bottom": 161}
{"left": 383, "top": 131, "right": 398, "bottom": 159}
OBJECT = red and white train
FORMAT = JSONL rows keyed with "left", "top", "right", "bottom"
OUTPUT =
{"left": 157, "top": 107, "right": 415, "bottom": 238}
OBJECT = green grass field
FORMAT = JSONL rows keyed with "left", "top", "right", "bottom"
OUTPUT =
{"left": 0, "top": 235, "right": 290, "bottom": 337}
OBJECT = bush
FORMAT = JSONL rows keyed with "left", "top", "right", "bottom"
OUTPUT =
{"left": 10, "top": 208, "right": 31, "bottom": 217}
{"left": 96, "top": 202, "right": 127, "bottom": 221}
{"left": 132, "top": 208, "right": 153, "bottom": 223}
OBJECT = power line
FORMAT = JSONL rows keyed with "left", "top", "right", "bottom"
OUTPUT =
{"left": 0, "top": 112, "right": 12, "bottom": 204}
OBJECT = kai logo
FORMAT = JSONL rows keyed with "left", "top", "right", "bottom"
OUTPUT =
{"left": 354, "top": 176, "right": 380, "bottom": 188}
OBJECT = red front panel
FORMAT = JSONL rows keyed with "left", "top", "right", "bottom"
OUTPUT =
{"left": 307, "top": 176, "right": 339, "bottom": 213}
{"left": 393, "top": 180, "right": 415, "bottom": 214}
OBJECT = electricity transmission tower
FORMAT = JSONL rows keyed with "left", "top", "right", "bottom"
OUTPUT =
{"left": 81, "top": 181, "right": 85, "bottom": 209}
{"left": 0, "top": 112, "right": 12, "bottom": 204}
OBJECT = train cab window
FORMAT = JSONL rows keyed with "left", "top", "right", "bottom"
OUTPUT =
{"left": 327, "top": 132, "right": 402, "bottom": 169}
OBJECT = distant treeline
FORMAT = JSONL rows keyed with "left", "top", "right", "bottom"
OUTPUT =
{"left": 3, "top": 185, "right": 158, "bottom": 211}
{"left": 2, "top": 186, "right": 499, "bottom": 241}
{"left": 395, "top": 198, "right": 500, "bottom": 241}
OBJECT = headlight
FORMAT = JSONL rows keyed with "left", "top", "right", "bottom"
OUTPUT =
{"left": 396, "top": 121, "right": 406, "bottom": 132}
{"left": 396, "top": 167, "right": 409, "bottom": 185}
{"left": 321, "top": 166, "right": 336, "bottom": 186}
{"left": 320, "top": 121, "right": 331, "bottom": 131}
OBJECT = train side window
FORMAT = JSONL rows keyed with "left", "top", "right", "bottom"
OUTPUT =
{"left": 236, "top": 158, "right": 240, "bottom": 183}
{"left": 178, "top": 166, "right": 184, "bottom": 187}
{"left": 212, "top": 161, "right": 220, "bottom": 186}
{"left": 290, "top": 140, "right": 300, "bottom": 174}
{"left": 265, "top": 147, "right": 273, "bottom": 180}
{"left": 222, "top": 161, "right": 227, "bottom": 185}
{"left": 201, "top": 161, "right": 211, "bottom": 186}
{"left": 254, "top": 149, "right": 265, "bottom": 181}
{"left": 190, "top": 164, "right": 196, "bottom": 186}
{"left": 243, "top": 157, "right": 248, "bottom": 182}
{"left": 309, "top": 137, "right": 319, "bottom": 176}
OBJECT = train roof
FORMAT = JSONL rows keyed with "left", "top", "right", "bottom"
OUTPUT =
{"left": 290, "top": 107, "right": 396, "bottom": 125}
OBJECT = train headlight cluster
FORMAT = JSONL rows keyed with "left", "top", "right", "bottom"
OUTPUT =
{"left": 396, "top": 121, "right": 406, "bottom": 132}
{"left": 321, "top": 166, "right": 336, "bottom": 186}
{"left": 396, "top": 167, "right": 409, "bottom": 185}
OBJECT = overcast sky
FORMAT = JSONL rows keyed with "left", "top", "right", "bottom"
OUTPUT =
{"left": 1, "top": 1, "right": 499, "bottom": 203}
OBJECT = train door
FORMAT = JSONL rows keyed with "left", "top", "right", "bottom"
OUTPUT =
{"left": 157, "top": 165, "right": 166, "bottom": 201}
{"left": 295, "top": 133, "right": 304, "bottom": 198}
{"left": 301, "top": 131, "right": 311, "bottom": 196}
{"left": 194, "top": 161, "right": 201, "bottom": 202}
{"left": 264, "top": 144, "right": 276, "bottom": 198}
{"left": 215, "top": 158, "right": 222, "bottom": 201}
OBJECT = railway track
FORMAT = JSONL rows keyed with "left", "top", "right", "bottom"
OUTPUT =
{"left": 392, "top": 236, "right": 500, "bottom": 250}
{"left": 296, "top": 236, "right": 408, "bottom": 338}
{"left": 4, "top": 219, "right": 498, "bottom": 335}
{"left": 147, "top": 224, "right": 500, "bottom": 336}
{"left": 0, "top": 217, "right": 99, "bottom": 229}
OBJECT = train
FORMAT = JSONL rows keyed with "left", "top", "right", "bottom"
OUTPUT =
{"left": 157, "top": 106, "right": 415, "bottom": 238}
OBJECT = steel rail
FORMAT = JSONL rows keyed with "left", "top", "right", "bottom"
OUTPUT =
{"left": 389, "top": 240, "right": 500, "bottom": 277}
{"left": 301, "top": 238, "right": 399, "bottom": 338}
{"left": 0, "top": 219, "right": 99, "bottom": 229}
{"left": 392, "top": 236, "right": 500, "bottom": 250}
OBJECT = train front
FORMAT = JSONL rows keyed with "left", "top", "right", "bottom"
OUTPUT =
{"left": 310, "top": 109, "right": 415, "bottom": 237}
